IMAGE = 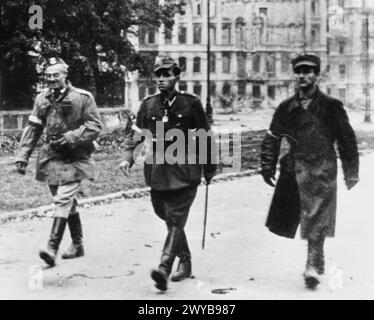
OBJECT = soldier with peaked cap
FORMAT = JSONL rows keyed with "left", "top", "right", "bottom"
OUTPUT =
{"left": 15, "top": 56, "right": 103, "bottom": 267}
{"left": 120, "top": 56, "right": 217, "bottom": 291}
{"left": 260, "top": 53, "right": 359, "bottom": 289}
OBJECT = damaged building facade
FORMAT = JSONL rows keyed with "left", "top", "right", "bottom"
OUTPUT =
{"left": 130, "top": 0, "right": 374, "bottom": 113}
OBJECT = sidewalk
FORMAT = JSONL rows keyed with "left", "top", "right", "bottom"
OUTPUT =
{"left": 1, "top": 153, "right": 373, "bottom": 300}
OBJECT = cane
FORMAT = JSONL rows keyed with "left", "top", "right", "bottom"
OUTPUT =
{"left": 202, "top": 184, "right": 209, "bottom": 249}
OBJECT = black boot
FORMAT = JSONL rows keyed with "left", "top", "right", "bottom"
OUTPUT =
{"left": 39, "top": 217, "right": 67, "bottom": 267}
{"left": 171, "top": 231, "right": 192, "bottom": 282}
{"left": 61, "top": 213, "right": 84, "bottom": 259}
{"left": 151, "top": 226, "right": 180, "bottom": 291}
{"left": 303, "top": 239, "right": 321, "bottom": 289}
{"left": 315, "top": 237, "right": 325, "bottom": 275}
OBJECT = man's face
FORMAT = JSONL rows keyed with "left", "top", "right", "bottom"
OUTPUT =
{"left": 154, "top": 68, "right": 179, "bottom": 92}
{"left": 294, "top": 66, "right": 318, "bottom": 90}
{"left": 45, "top": 66, "right": 67, "bottom": 90}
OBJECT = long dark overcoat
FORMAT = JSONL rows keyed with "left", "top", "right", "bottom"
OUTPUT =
{"left": 261, "top": 89, "right": 359, "bottom": 240}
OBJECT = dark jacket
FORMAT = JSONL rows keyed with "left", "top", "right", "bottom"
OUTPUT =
{"left": 15, "top": 83, "right": 103, "bottom": 185}
{"left": 123, "top": 91, "right": 217, "bottom": 191}
{"left": 261, "top": 88, "right": 359, "bottom": 240}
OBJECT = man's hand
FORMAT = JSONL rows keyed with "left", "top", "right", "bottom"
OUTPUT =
{"left": 119, "top": 160, "right": 131, "bottom": 176}
{"left": 15, "top": 162, "right": 27, "bottom": 175}
{"left": 204, "top": 171, "right": 215, "bottom": 185}
{"left": 50, "top": 136, "right": 70, "bottom": 152}
{"left": 262, "top": 171, "right": 276, "bottom": 187}
{"left": 346, "top": 178, "right": 359, "bottom": 190}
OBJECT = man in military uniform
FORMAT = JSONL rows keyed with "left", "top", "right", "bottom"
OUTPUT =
{"left": 15, "top": 57, "right": 103, "bottom": 267}
{"left": 261, "top": 53, "right": 359, "bottom": 289}
{"left": 120, "top": 56, "right": 217, "bottom": 291}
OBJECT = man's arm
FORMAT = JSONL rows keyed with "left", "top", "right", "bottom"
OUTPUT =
{"left": 192, "top": 97, "right": 217, "bottom": 184}
{"left": 333, "top": 103, "right": 359, "bottom": 189}
{"left": 15, "top": 95, "right": 45, "bottom": 170}
{"left": 260, "top": 105, "right": 286, "bottom": 187}
{"left": 63, "top": 92, "right": 103, "bottom": 148}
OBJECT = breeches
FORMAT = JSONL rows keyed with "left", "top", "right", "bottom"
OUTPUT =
{"left": 48, "top": 181, "right": 81, "bottom": 218}
{"left": 150, "top": 185, "right": 198, "bottom": 228}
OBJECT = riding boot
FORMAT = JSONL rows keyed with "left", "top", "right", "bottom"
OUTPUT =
{"left": 171, "top": 231, "right": 192, "bottom": 282}
{"left": 315, "top": 236, "right": 325, "bottom": 275}
{"left": 151, "top": 226, "right": 180, "bottom": 291}
{"left": 61, "top": 213, "right": 84, "bottom": 259}
{"left": 303, "top": 239, "right": 321, "bottom": 289}
{"left": 39, "top": 217, "right": 67, "bottom": 267}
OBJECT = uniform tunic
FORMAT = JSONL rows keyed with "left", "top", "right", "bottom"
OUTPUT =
{"left": 15, "top": 83, "right": 103, "bottom": 185}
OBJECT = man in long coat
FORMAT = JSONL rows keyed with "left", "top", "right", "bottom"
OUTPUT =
{"left": 15, "top": 57, "right": 103, "bottom": 267}
{"left": 261, "top": 53, "right": 359, "bottom": 289}
{"left": 119, "top": 56, "right": 217, "bottom": 291}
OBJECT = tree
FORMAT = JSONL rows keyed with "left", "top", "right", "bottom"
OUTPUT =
{"left": 0, "top": 0, "right": 184, "bottom": 109}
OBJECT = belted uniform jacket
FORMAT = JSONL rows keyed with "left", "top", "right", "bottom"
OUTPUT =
{"left": 15, "top": 83, "right": 103, "bottom": 185}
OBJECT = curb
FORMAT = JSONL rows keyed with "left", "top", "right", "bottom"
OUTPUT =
{"left": 0, "top": 169, "right": 259, "bottom": 225}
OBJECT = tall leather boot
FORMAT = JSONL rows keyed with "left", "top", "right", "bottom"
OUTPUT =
{"left": 61, "top": 213, "right": 84, "bottom": 259}
{"left": 39, "top": 217, "right": 67, "bottom": 267}
{"left": 171, "top": 231, "right": 192, "bottom": 282}
{"left": 315, "top": 236, "right": 325, "bottom": 275}
{"left": 151, "top": 226, "right": 180, "bottom": 291}
{"left": 303, "top": 239, "right": 320, "bottom": 289}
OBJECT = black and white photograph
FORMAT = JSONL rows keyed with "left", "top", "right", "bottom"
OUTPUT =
{"left": 1, "top": 0, "right": 374, "bottom": 304}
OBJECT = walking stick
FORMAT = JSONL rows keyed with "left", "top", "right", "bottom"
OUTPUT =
{"left": 202, "top": 184, "right": 209, "bottom": 249}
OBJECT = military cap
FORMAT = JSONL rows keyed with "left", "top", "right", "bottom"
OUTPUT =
{"left": 291, "top": 53, "right": 321, "bottom": 73}
{"left": 154, "top": 55, "right": 181, "bottom": 73}
{"left": 45, "top": 56, "right": 69, "bottom": 73}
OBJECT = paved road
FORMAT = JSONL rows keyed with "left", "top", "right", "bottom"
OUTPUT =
{"left": 1, "top": 154, "right": 374, "bottom": 300}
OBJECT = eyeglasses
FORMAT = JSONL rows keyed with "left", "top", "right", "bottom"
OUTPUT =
{"left": 154, "top": 70, "right": 173, "bottom": 78}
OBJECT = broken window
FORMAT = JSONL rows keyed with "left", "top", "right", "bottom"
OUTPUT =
{"left": 178, "top": 24, "right": 187, "bottom": 44}
{"left": 209, "top": 23, "right": 216, "bottom": 45}
{"left": 222, "top": 23, "right": 232, "bottom": 45}
{"left": 238, "top": 81, "right": 246, "bottom": 96}
{"left": 253, "top": 53, "right": 261, "bottom": 72}
{"left": 210, "top": 53, "right": 216, "bottom": 73}
{"left": 267, "top": 85, "right": 276, "bottom": 100}
{"left": 164, "top": 27, "right": 172, "bottom": 44}
{"left": 193, "top": 23, "right": 202, "bottom": 44}
{"left": 193, "top": 57, "right": 201, "bottom": 73}
{"left": 223, "top": 83, "right": 231, "bottom": 96}
{"left": 253, "top": 85, "right": 261, "bottom": 98}
{"left": 222, "top": 53, "right": 231, "bottom": 73}
{"left": 179, "top": 57, "right": 187, "bottom": 72}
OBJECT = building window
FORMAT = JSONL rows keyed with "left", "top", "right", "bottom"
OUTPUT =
{"left": 267, "top": 85, "right": 276, "bottom": 100}
{"left": 238, "top": 81, "right": 246, "bottom": 96}
{"left": 281, "top": 53, "right": 289, "bottom": 72}
{"left": 148, "top": 30, "right": 156, "bottom": 44}
{"left": 179, "top": 57, "right": 187, "bottom": 72}
{"left": 327, "top": 39, "right": 330, "bottom": 54}
{"left": 210, "top": 53, "right": 216, "bottom": 73}
{"left": 339, "top": 64, "right": 346, "bottom": 77}
{"left": 259, "top": 7, "right": 268, "bottom": 17}
{"left": 178, "top": 24, "right": 187, "bottom": 44}
{"left": 210, "top": 82, "right": 216, "bottom": 97}
{"left": 139, "top": 84, "right": 146, "bottom": 100}
{"left": 266, "top": 54, "right": 276, "bottom": 75}
{"left": 222, "top": 53, "right": 231, "bottom": 73}
{"left": 311, "top": 25, "right": 320, "bottom": 44}
{"left": 193, "top": 23, "right": 202, "bottom": 44}
{"left": 253, "top": 53, "right": 261, "bottom": 72}
{"left": 195, "top": 0, "right": 202, "bottom": 16}
{"left": 222, "top": 23, "right": 232, "bottom": 45}
{"left": 223, "top": 83, "right": 231, "bottom": 96}
{"left": 164, "top": 27, "right": 172, "bottom": 44}
{"left": 253, "top": 85, "right": 261, "bottom": 98}
{"left": 193, "top": 83, "right": 202, "bottom": 96}
{"left": 209, "top": 24, "right": 216, "bottom": 45}
{"left": 311, "top": 0, "right": 319, "bottom": 17}
{"left": 193, "top": 57, "right": 201, "bottom": 73}
{"left": 326, "top": 64, "right": 330, "bottom": 73}
{"left": 209, "top": 1, "right": 216, "bottom": 16}
{"left": 339, "top": 41, "right": 345, "bottom": 54}
{"left": 339, "top": 88, "right": 346, "bottom": 103}
{"left": 149, "top": 85, "right": 157, "bottom": 95}
{"left": 237, "top": 53, "right": 246, "bottom": 78}
{"left": 179, "top": 81, "right": 187, "bottom": 92}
